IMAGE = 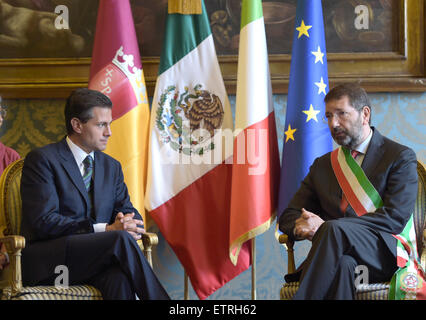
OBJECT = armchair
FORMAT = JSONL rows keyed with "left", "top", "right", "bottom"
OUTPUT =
{"left": 0, "top": 158, "right": 158, "bottom": 300}
{"left": 279, "top": 161, "right": 426, "bottom": 300}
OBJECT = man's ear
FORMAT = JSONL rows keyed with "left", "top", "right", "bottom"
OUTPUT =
{"left": 362, "top": 106, "right": 371, "bottom": 125}
{"left": 70, "top": 117, "right": 82, "bottom": 134}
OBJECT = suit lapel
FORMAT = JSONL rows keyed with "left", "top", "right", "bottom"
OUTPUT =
{"left": 93, "top": 151, "right": 105, "bottom": 219}
{"left": 57, "top": 139, "right": 90, "bottom": 206}
{"left": 361, "top": 127, "right": 384, "bottom": 180}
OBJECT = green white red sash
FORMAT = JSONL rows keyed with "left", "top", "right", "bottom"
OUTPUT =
{"left": 331, "top": 147, "right": 382, "bottom": 215}
{"left": 331, "top": 146, "right": 426, "bottom": 299}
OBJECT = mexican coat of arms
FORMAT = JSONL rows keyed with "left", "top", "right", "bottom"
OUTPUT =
{"left": 156, "top": 84, "right": 224, "bottom": 155}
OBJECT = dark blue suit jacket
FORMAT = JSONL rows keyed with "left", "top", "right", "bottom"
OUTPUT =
{"left": 20, "top": 138, "right": 141, "bottom": 285}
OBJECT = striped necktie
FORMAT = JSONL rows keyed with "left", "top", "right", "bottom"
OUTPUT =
{"left": 340, "top": 150, "right": 360, "bottom": 213}
{"left": 82, "top": 155, "right": 93, "bottom": 191}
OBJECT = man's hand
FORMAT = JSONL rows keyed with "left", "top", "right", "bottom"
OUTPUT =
{"left": 293, "top": 208, "right": 324, "bottom": 241}
{"left": 106, "top": 212, "right": 145, "bottom": 241}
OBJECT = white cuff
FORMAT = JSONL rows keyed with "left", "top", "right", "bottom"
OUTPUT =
{"left": 93, "top": 223, "right": 107, "bottom": 233}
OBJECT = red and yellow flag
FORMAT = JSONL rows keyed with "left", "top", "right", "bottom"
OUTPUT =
{"left": 88, "top": 0, "right": 150, "bottom": 222}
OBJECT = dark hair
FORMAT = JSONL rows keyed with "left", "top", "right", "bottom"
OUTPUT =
{"left": 324, "top": 83, "right": 372, "bottom": 124}
{"left": 65, "top": 88, "right": 112, "bottom": 135}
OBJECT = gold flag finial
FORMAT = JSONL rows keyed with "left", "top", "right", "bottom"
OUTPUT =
{"left": 168, "top": 0, "right": 202, "bottom": 15}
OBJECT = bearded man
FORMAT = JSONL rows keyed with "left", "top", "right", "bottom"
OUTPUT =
{"left": 279, "top": 83, "right": 418, "bottom": 299}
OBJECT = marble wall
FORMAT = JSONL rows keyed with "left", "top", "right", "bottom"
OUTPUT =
{"left": 2, "top": 91, "right": 425, "bottom": 299}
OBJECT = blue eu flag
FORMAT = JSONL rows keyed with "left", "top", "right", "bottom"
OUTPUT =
{"left": 277, "top": 0, "right": 333, "bottom": 220}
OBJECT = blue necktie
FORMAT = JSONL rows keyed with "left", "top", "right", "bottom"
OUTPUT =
{"left": 82, "top": 155, "right": 93, "bottom": 191}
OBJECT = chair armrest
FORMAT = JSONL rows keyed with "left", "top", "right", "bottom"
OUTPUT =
{"left": 279, "top": 233, "right": 296, "bottom": 274}
{"left": 142, "top": 232, "right": 159, "bottom": 248}
{"left": 0, "top": 235, "right": 25, "bottom": 252}
{"left": 138, "top": 232, "right": 158, "bottom": 268}
{"left": 0, "top": 235, "right": 25, "bottom": 299}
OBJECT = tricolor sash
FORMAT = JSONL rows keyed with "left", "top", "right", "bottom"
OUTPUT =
{"left": 331, "top": 147, "right": 382, "bottom": 215}
{"left": 331, "top": 147, "right": 426, "bottom": 300}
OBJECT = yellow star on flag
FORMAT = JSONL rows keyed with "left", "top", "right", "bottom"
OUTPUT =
{"left": 302, "top": 104, "right": 321, "bottom": 122}
{"left": 311, "top": 46, "right": 324, "bottom": 64}
{"left": 315, "top": 77, "right": 327, "bottom": 95}
{"left": 284, "top": 124, "right": 297, "bottom": 143}
{"left": 296, "top": 20, "right": 312, "bottom": 38}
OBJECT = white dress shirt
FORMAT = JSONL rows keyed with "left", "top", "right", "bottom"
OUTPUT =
{"left": 66, "top": 136, "right": 107, "bottom": 233}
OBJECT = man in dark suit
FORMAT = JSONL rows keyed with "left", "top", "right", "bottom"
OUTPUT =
{"left": 20, "top": 88, "right": 170, "bottom": 300}
{"left": 279, "top": 84, "right": 418, "bottom": 299}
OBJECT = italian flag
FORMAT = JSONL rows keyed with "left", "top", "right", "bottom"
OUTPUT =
{"left": 229, "top": 0, "right": 280, "bottom": 265}
{"left": 145, "top": 0, "right": 249, "bottom": 299}
{"left": 88, "top": 0, "right": 150, "bottom": 222}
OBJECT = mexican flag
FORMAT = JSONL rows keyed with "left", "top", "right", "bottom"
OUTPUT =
{"left": 229, "top": 0, "right": 280, "bottom": 265}
{"left": 145, "top": 0, "right": 250, "bottom": 299}
{"left": 88, "top": 0, "right": 150, "bottom": 222}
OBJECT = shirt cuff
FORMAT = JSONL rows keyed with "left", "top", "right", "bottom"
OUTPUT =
{"left": 93, "top": 223, "right": 107, "bottom": 233}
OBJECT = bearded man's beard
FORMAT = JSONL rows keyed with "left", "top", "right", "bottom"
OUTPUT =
{"left": 331, "top": 118, "right": 364, "bottom": 149}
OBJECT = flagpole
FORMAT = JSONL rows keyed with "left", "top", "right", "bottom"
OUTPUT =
{"left": 251, "top": 238, "right": 256, "bottom": 300}
{"left": 184, "top": 271, "right": 189, "bottom": 300}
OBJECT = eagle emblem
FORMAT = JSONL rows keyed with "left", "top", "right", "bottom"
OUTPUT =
{"left": 156, "top": 84, "right": 224, "bottom": 155}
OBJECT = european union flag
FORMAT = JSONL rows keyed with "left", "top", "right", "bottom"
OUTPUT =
{"left": 277, "top": 0, "right": 333, "bottom": 219}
